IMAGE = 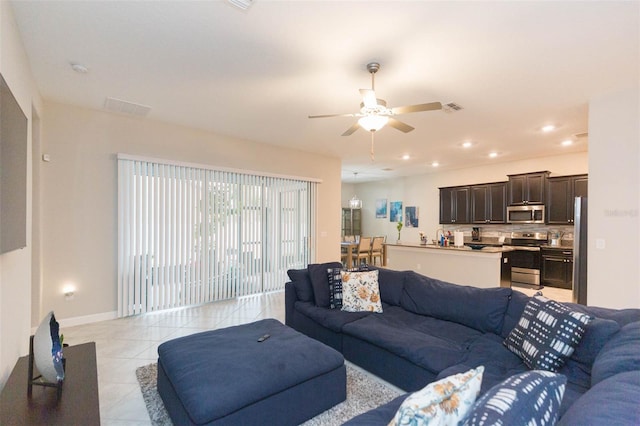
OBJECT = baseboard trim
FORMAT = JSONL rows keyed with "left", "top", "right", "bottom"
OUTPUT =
{"left": 31, "top": 311, "right": 119, "bottom": 333}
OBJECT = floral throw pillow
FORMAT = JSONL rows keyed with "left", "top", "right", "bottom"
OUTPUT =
{"left": 390, "top": 366, "right": 484, "bottom": 426}
{"left": 340, "top": 270, "right": 383, "bottom": 313}
{"left": 504, "top": 295, "right": 591, "bottom": 371}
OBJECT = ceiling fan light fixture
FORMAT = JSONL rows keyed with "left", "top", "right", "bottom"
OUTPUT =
{"left": 358, "top": 115, "right": 388, "bottom": 132}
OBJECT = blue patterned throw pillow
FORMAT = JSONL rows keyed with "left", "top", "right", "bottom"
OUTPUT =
{"left": 462, "top": 370, "right": 566, "bottom": 426}
{"left": 504, "top": 295, "right": 591, "bottom": 371}
{"left": 327, "top": 265, "right": 368, "bottom": 309}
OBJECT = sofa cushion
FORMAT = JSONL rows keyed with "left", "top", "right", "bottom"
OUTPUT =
{"left": 558, "top": 371, "right": 640, "bottom": 426}
{"left": 294, "top": 301, "right": 371, "bottom": 332}
{"left": 341, "top": 270, "right": 383, "bottom": 313}
{"left": 287, "top": 268, "right": 314, "bottom": 303}
{"left": 308, "top": 262, "right": 343, "bottom": 308}
{"left": 390, "top": 366, "right": 484, "bottom": 426}
{"left": 569, "top": 316, "right": 620, "bottom": 367}
{"left": 504, "top": 295, "right": 591, "bottom": 372}
{"left": 342, "top": 306, "right": 474, "bottom": 374}
{"left": 462, "top": 370, "right": 567, "bottom": 426}
{"left": 342, "top": 394, "right": 408, "bottom": 425}
{"left": 591, "top": 321, "right": 640, "bottom": 386}
{"left": 367, "top": 266, "right": 407, "bottom": 306}
{"left": 462, "top": 334, "right": 528, "bottom": 377}
{"left": 400, "top": 272, "right": 512, "bottom": 334}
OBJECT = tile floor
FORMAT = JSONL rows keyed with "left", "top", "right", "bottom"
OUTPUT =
{"left": 63, "top": 284, "right": 572, "bottom": 425}
{"left": 512, "top": 284, "right": 573, "bottom": 303}
{"left": 63, "top": 291, "right": 286, "bottom": 425}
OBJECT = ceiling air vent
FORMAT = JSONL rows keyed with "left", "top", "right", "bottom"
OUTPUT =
{"left": 103, "top": 97, "right": 151, "bottom": 117}
{"left": 574, "top": 132, "right": 588, "bottom": 139}
{"left": 443, "top": 102, "right": 463, "bottom": 113}
{"left": 227, "top": 0, "right": 254, "bottom": 10}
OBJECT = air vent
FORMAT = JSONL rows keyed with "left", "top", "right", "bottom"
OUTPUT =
{"left": 227, "top": 0, "right": 254, "bottom": 10}
{"left": 382, "top": 167, "right": 393, "bottom": 171}
{"left": 103, "top": 97, "right": 151, "bottom": 117}
{"left": 574, "top": 132, "right": 588, "bottom": 138}
{"left": 443, "top": 102, "right": 463, "bottom": 113}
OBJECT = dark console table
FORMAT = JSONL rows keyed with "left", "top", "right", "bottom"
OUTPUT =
{"left": 1, "top": 342, "right": 100, "bottom": 425}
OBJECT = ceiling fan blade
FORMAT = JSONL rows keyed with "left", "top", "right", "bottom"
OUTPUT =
{"left": 391, "top": 101, "right": 442, "bottom": 115}
{"left": 308, "top": 113, "right": 356, "bottom": 119}
{"left": 387, "top": 117, "right": 415, "bottom": 133}
{"left": 359, "top": 89, "right": 378, "bottom": 108}
{"left": 342, "top": 122, "right": 361, "bottom": 136}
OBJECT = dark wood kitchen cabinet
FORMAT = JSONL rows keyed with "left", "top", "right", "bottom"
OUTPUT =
{"left": 439, "top": 186, "right": 470, "bottom": 224}
{"left": 471, "top": 182, "right": 507, "bottom": 223}
{"left": 541, "top": 247, "right": 573, "bottom": 289}
{"left": 508, "top": 171, "right": 550, "bottom": 205}
{"left": 546, "top": 174, "right": 588, "bottom": 224}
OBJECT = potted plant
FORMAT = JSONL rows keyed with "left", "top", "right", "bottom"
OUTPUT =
{"left": 396, "top": 220, "right": 403, "bottom": 243}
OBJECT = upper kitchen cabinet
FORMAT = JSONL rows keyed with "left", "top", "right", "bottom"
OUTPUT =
{"left": 471, "top": 182, "right": 507, "bottom": 223}
{"left": 546, "top": 174, "right": 588, "bottom": 224}
{"left": 439, "top": 186, "right": 470, "bottom": 224}
{"left": 507, "top": 171, "right": 550, "bottom": 205}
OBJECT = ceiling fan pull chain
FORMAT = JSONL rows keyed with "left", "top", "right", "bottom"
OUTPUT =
{"left": 370, "top": 131, "right": 375, "bottom": 161}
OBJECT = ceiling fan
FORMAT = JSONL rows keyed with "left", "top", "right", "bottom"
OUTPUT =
{"left": 308, "top": 62, "right": 443, "bottom": 159}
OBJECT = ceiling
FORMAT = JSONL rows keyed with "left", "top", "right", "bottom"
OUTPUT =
{"left": 11, "top": 1, "right": 639, "bottom": 183}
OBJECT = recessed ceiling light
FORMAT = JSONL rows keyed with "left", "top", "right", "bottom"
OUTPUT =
{"left": 561, "top": 140, "right": 573, "bottom": 146}
{"left": 70, "top": 62, "right": 89, "bottom": 73}
{"left": 431, "top": 161, "right": 440, "bottom": 167}
{"left": 488, "top": 152, "right": 499, "bottom": 158}
{"left": 402, "top": 154, "right": 411, "bottom": 160}
{"left": 542, "top": 124, "right": 556, "bottom": 133}
{"left": 462, "top": 141, "right": 473, "bottom": 148}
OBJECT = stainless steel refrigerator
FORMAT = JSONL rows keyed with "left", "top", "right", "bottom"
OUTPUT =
{"left": 573, "top": 197, "right": 588, "bottom": 304}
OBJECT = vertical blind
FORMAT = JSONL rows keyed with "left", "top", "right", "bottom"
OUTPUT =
{"left": 117, "top": 156, "right": 317, "bottom": 317}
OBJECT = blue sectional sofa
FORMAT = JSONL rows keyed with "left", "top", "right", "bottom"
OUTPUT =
{"left": 284, "top": 263, "right": 640, "bottom": 425}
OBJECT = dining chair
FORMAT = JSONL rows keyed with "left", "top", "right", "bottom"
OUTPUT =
{"left": 370, "top": 236, "right": 385, "bottom": 265}
{"left": 351, "top": 237, "right": 372, "bottom": 266}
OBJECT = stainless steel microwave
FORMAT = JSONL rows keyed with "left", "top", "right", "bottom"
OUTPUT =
{"left": 507, "top": 205, "right": 545, "bottom": 224}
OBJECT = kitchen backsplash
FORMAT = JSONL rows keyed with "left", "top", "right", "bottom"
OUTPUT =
{"left": 442, "top": 224, "right": 575, "bottom": 242}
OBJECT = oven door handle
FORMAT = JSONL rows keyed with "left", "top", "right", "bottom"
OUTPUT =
{"left": 506, "top": 246, "right": 541, "bottom": 252}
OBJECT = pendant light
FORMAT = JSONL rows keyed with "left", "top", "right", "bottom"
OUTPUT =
{"left": 349, "top": 172, "right": 362, "bottom": 209}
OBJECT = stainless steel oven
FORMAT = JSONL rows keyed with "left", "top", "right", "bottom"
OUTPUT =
{"left": 507, "top": 232, "right": 548, "bottom": 289}
{"left": 507, "top": 205, "right": 545, "bottom": 224}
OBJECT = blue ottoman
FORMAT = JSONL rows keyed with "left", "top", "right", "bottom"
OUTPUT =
{"left": 157, "top": 319, "right": 346, "bottom": 425}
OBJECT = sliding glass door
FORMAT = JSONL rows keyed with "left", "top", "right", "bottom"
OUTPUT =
{"left": 117, "top": 156, "right": 316, "bottom": 317}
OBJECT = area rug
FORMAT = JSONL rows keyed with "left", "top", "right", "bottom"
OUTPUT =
{"left": 136, "top": 362, "right": 404, "bottom": 425}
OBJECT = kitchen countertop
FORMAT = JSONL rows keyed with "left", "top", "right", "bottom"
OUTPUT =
{"left": 386, "top": 242, "right": 515, "bottom": 254}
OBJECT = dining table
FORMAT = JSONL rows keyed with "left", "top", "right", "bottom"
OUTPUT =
{"left": 341, "top": 241, "right": 386, "bottom": 268}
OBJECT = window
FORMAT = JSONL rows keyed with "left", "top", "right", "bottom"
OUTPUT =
{"left": 117, "top": 155, "right": 317, "bottom": 316}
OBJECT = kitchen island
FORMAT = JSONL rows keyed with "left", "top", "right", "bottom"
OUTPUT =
{"left": 385, "top": 243, "right": 513, "bottom": 289}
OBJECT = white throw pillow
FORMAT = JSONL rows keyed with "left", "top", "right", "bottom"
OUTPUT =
{"left": 389, "top": 366, "right": 484, "bottom": 426}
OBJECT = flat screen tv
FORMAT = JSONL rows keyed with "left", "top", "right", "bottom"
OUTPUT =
{"left": 0, "top": 73, "right": 28, "bottom": 254}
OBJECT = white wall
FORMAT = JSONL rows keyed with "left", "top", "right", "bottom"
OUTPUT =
{"left": 39, "top": 101, "right": 342, "bottom": 323}
{"left": 348, "top": 152, "right": 588, "bottom": 244}
{"left": 588, "top": 88, "right": 639, "bottom": 309}
{"left": 0, "top": 0, "right": 42, "bottom": 388}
